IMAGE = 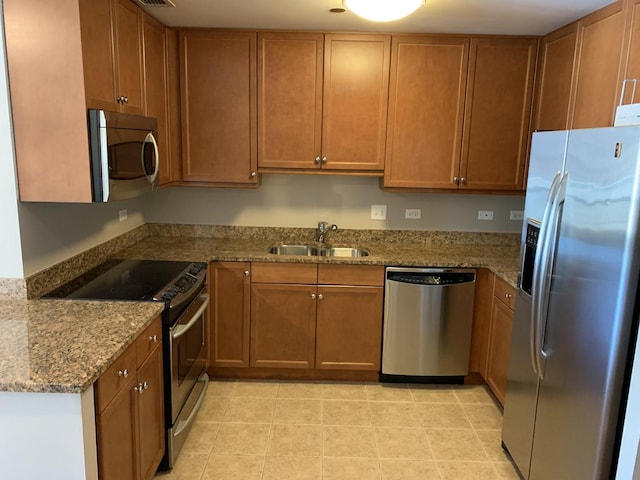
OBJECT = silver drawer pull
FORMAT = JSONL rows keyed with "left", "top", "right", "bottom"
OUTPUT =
{"left": 118, "top": 369, "right": 129, "bottom": 378}
{"left": 149, "top": 335, "right": 158, "bottom": 343}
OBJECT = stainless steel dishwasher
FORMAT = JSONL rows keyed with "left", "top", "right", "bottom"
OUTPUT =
{"left": 381, "top": 267, "right": 476, "bottom": 381}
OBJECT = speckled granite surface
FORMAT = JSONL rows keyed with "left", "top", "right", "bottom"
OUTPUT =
{"left": 0, "top": 300, "right": 163, "bottom": 393}
{"left": 117, "top": 226, "right": 520, "bottom": 287}
{"left": 15, "top": 225, "right": 521, "bottom": 300}
{"left": 0, "top": 278, "right": 27, "bottom": 301}
{"left": 0, "top": 225, "right": 520, "bottom": 394}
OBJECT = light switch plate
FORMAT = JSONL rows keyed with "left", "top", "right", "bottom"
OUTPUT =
{"left": 119, "top": 209, "right": 128, "bottom": 222}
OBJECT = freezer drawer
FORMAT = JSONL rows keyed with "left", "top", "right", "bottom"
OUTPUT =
{"left": 381, "top": 267, "right": 476, "bottom": 377}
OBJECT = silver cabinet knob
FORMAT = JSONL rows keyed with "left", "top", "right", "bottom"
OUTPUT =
{"left": 134, "top": 381, "right": 148, "bottom": 394}
{"left": 118, "top": 369, "right": 129, "bottom": 378}
{"left": 244, "top": 270, "right": 250, "bottom": 277}
{"left": 311, "top": 293, "right": 317, "bottom": 299}
{"left": 321, "top": 157, "right": 327, "bottom": 165}
{"left": 453, "top": 177, "right": 460, "bottom": 184}
{"left": 318, "top": 293, "right": 324, "bottom": 300}
{"left": 314, "top": 157, "right": 321, "bottom": 165}
{"left": 505, "top": 293, "right": 513, "bottom": 299}
{"left": 123, "top": 96, "right": 129, "bottom": 104}
{"left": 250, "top": 171, "right": 257, "bottom": 178}
{"left": 460, "top": 177, "right": 467, "bottom": 184}
{"left": 148, "top": 335, "right": 158, "bottom": 343}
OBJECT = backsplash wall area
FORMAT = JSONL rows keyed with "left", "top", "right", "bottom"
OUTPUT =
{"left": 144, "top": 175, "right": 526, "bottom": 232}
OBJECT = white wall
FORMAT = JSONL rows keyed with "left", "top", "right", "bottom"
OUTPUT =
{"left": 0, "top": 8, "right": 23, "bottom": 279}
{"left": 145, "top": 175, "right": 526, "bottom": 232}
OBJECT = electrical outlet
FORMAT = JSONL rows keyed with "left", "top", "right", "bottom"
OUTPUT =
{"left": 478, "top": 210, "right": 494, "bottom": 221}
{"left": 510, "top": 210, "right": 524, "bottom": 221}
{"left": 371, "top": 205, "right": 387, "bottom": 220}
{"left": 405, "top": 209, "right": 421, "bottom": 219}
{"left": 119, "top": 209, "right": 128, "bottom": 222}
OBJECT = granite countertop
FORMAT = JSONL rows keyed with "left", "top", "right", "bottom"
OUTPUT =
{"left": 117, "top": 236, "right": 520, "bottom": 287}
{"left": 0, "top": 300, "right": 164, "bottom": 393}
{"left": 0, "top": 227, "right": 519, "bottom": 395}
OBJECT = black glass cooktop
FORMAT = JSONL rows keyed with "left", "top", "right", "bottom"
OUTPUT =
{"left": 46, "top": 259, "right": 192, "bottom": 301}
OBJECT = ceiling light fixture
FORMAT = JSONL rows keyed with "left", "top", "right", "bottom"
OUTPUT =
{"left": 342, "top": 0, "right": 425, "bottom": 22}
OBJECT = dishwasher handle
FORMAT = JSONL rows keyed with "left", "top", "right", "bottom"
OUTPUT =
{"left": 386, "top": 271, "right": 475, "bottom": 286}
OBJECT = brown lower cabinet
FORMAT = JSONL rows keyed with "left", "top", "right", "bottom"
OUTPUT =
{"left": 485, "top": 276, "right": 516, "bottom": 406}
{"left": 95, "top": 317, "right": 164, "bottom": 480}
{"left": 209, "top": 261, "right": 384, "bottom": 372}
{"left": 469, "top": 270, "right": 516, "bottom": 406}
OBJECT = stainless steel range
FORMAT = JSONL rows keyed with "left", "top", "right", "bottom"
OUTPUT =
{"left": 46, "top": 259, "right": 210, "bottom": 470}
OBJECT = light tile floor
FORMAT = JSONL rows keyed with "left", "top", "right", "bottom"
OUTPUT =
{"left": 155, "top": 380, "right": 521, "bottom": 480}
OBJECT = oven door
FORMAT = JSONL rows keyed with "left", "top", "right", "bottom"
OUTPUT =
{"left": 168, "top": 289, "right": 209, "bottom": 422}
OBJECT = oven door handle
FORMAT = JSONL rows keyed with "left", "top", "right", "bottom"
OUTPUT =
{"left": 172, "top": 293, "right": 210, "bottom": 340}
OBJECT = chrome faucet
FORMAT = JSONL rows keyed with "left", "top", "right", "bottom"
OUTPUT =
{"left": 316, "top": 221, "right": 338, "bottom": 243}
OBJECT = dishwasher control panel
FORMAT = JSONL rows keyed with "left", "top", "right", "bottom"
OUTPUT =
{"left": 386, "top": 270, "right": 475, "bottom": 286}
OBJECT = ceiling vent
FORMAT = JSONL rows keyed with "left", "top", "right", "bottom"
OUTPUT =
{"left": 134, "top": 0, "right": 176, "bottom": 7}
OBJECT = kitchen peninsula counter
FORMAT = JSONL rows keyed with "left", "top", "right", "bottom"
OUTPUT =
{"left": 0, "top": 299, "right": 163, "bottom": 393}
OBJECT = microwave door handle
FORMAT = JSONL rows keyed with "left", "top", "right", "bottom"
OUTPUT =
{"left": 143, "top": 132, "right": 160, "bottom": 185}
{"left": 99, "top": 112, "right": 110, "bottom": 202}
{"left": 172, "top": 294, "right": 210, "bottom": 340}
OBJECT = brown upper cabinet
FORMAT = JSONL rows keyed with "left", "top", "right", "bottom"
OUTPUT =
{"left": 179, "top": 30, "right": 258, "bottom": 186}
{"left": 143, "top": 15, "right": 177, "bottom": 186}
{"left": 622, "top": 0, "right": 640, "bottom": 104}
{"left": 534, "top": 23, "right": 579, "bottom": 131}
{"left": 80, "top": 0, "right": 145, "bottom": 114}
{"left": 572, "top": 1, "right": 627, "bottom": 129}
{"left": 460, "top": 37, "right": 537, "bottom": 191}
{"left": 535, "top": 0, "right": 631, "bottom": 130}
{"left": 384, "top": 35, "right": 536, "bottom": 192}
{"left": 258, "top": 33, "right": 390, "bottom": 173}
{"left": 384, "top": 36, "right": 470, "bottom": 189}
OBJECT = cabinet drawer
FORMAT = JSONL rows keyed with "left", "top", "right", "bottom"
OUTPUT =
{"left": 251, "top": 262, "right": 318, "bottom": 284}
{"left": 136, "top": 316, "right": 162, "bottom": 367}
{"left": 494, "top": 276, "right": 516, "bottom": 310}
{"left": 318, "top": 264, "right": 384, "bottom": 286}
{"left": 95, "top": 341, "right": 137, "bottom": 414}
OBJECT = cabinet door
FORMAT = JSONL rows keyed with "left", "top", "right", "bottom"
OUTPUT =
{"left": 460, "top": 37, "right": 537, "bottom": 191}
{"left": 316, "top": 286, "right": 383, "bottom": 370}
{"left": 180, "top": 30, "right": 258, "bottom": 185}
{"left": 96, "top": 378, "right": 137, "bottom": 480}
{"left": 622, "top": 0, "right": 640, "bottom": 104}
{"left": 258, "top": 32, "right": 323, "bottom": 170}
{"left": 534, "top": 23, "right": 579, "bottom": 131}
{"left": 250, "top": 283, "right": 317, "bottom": 368}
{"left": 384, "top": 36, "right": 469, "bottom": 189}
{"left": 469, "top": 269, "right": 495, "bottom": 376}
{"left": 572, "top": 1, "right": 626, "bottom": 128}
{"left": 143, "top": 15, "right": 172, "bottom": 185}
{"left": 136, "top": 345, "right": 165, "bottom": 480}
{"left": 486, "top": 299, "right": 514, "bottom": 406}
{"left": 210, "top": 262, "right": 251, "bottom": 368}
{"left": 321, "top": 34, "right": 390, "bottom": 171}
{"left": 79, "top": 0, "right": 118, "bottom": 111}
{"left": 113, "top": 0, "right": 145, "bottom": 114}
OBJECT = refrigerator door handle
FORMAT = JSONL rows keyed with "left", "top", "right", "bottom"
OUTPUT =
{"left": 535, "top": 172, "right": 568, "bottom": 380}
{"left": 530, "top": 171, "right": 563, "bottom": 377}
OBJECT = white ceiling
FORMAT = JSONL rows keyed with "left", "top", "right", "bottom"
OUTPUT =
{"left": 140, "top": 0, "right": 616, "bottom": 36}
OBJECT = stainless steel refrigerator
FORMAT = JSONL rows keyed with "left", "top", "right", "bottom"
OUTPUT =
{"left": 502, "top": 126, "right": 640, "bottom": 479}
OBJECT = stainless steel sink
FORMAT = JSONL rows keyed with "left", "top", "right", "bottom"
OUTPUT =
{"left": 320, "top": 247, "right": 370, "bottom": 257}
{"left": 268, "top": 244, "right": 370, "bottom": 257}
{"left": 268, "top": 244, "right": 320, "bottom": 256}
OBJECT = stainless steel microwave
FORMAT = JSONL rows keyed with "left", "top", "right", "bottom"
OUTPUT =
{"left": 88, "top": 109, "right": 159, "bottom": 202}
